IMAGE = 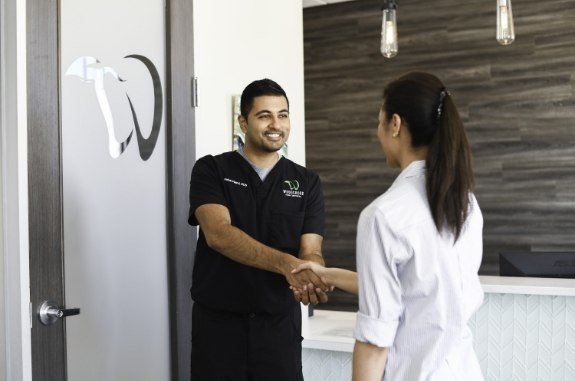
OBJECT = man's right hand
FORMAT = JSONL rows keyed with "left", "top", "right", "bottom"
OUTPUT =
{"left": 282, "top": 257, "right": 330, "bottom": 305}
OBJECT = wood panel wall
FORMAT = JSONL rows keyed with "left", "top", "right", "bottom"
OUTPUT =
{"left": 304, "top": 0, "right": 575, "bottom": 311}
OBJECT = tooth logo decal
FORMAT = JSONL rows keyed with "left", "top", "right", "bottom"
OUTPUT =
{"left": 65, "top": 55, "right": 163, "bottom": 161}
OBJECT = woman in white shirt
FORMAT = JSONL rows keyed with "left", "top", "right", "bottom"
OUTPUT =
{"left": 293, "top": 72, "right": 484, "bottom": 380}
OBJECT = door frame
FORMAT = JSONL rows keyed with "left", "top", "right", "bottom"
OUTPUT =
{"left": 165, "top": 1, "right": 196, "bottom": 380}
{"left": 27, "top": 0, "right": 196, "bottom": 379}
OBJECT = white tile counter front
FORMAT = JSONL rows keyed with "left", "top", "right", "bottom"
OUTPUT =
{"left": 302, "top": 276, "right": 575, "bottom": 381}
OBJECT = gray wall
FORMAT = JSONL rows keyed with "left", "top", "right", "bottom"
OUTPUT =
{"left": 304, "top": 0, "right": 575, "bottom": 310}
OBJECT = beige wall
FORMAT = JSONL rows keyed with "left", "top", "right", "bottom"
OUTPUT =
{"left": 193, "top": 0, "right": 306, "bottom": 166}
{"left": 1, "top": 0, "right": 31, "bottom": 379}
{"left": 1, "top": 0, "right": 6, "bottom": 372}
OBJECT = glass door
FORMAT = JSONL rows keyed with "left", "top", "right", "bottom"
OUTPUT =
{"left": 60, "top": 1, "right": 170, "bottom": 379}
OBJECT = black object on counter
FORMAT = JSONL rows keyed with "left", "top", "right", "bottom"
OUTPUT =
{"left": 500, "top": 251, "right": 575, "bottom": 278}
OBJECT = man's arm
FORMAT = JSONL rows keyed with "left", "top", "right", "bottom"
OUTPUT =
{"left": 195, "top": 203, "right": 328, "bottom": 289}
{"left": 293, "top": 233, "right": 331, "bottom": 304}
{"left": 352, "top": 340, "right": 389, "bottom": 381}
{"left": 298, "top": 233, "right": 325, "bottom": 265}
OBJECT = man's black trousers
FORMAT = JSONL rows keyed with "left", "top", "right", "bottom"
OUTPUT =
{"left": 191, "top": 302, "right": 304, "bottom": 381}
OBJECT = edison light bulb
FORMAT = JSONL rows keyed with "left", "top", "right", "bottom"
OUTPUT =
{"left": 497, "top": 0, "right": 515, "bottom": 45}
{"left": 381, "top": 8, "right": 398, "bottom": 58}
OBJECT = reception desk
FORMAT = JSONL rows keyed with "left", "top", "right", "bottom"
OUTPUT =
{"left": 302, "top": 276, "right": 575, "bottom": 381}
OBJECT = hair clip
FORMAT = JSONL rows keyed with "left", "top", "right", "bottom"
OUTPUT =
{"left": 437, "top": 89, "right": 450, "bottom": 120}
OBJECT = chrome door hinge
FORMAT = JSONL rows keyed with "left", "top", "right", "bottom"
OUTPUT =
{"left": 191, "top": 76, "right": 198, "bottom": 108}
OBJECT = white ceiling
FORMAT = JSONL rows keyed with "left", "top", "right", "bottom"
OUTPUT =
{"left": 302, "top": 0, "right": 358, "bottom": 8}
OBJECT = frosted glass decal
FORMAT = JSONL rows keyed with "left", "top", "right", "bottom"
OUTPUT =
{"left": 65, "top": 54, "right": 163, "bottom": 160}
{"left": 60, "top": 0, "right": 169, "bottom": 380}
{"left": 125, "top": 54, "right": 163, "bottom": 161}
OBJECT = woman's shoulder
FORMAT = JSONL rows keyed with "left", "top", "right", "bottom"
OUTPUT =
{"left": 364, "top": 177, "right": 430, "bottom": 230}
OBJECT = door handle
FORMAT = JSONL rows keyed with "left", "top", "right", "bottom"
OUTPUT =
{"left": 38, "top": 300, "right": 81, "bottom": 326}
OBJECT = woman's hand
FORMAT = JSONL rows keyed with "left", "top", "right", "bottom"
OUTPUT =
{"left": 291, "top": 262, "right": 334, "bottom": 293}
{"left": 292, "top": 262, "right": 359, "bottom": 295}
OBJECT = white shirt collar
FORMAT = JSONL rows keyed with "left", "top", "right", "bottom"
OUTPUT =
{"left": 396, "top": 160, "right": 426, "bottom": 181}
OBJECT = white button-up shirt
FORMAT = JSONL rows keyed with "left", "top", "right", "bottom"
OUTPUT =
{"left": 354, "top": 160, "right": 484, "bottom": 381}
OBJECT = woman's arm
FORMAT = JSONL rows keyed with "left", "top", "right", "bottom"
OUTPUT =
{"left": 352, "top": 340, "right": 388, "bottom": 381}
{"left": 292, "top": 261, "right": 358, "bottom": 295}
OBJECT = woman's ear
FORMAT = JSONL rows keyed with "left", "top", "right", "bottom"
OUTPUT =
{"left": 391, "top": 113, "right": 402, "bottom": 137}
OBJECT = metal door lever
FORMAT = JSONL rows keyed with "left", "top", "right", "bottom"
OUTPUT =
{"left": 38, "top": 300, "right": 81, "bottom": 326}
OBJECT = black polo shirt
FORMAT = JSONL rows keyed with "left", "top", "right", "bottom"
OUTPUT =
{"left": 188, "top": 151, "right": 325, "bottom": 314}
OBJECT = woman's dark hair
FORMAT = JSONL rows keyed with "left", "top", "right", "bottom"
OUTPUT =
{"left": 382, "top": 72, "right": 474, "bottom": 241}
{"left": 240, "top": 78, "right": 289, "bottom": 118}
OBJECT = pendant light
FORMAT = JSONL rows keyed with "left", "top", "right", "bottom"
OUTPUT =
{"left": 496, "top": 0, "right": 515, "bottom": 45}
{"left": 381, "top": 0, "right": 398, "bottom": 58}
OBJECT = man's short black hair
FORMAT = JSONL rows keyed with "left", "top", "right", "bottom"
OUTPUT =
{"left": 240, "top": 79, "right": 289, "bottom": 118}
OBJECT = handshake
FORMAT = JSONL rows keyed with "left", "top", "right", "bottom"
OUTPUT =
{"left": 283, "top": 257, "right": 358, "bottom": 304}
{"left": 285, "top": 260, "right": 333, "bottom": 305}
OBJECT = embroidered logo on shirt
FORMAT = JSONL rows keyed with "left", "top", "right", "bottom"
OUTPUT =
{"left": 224, "top": 178, "right": 247, "bottom": 187}
{"left": 283, "top": 180, "right": 300, "bottom": 191}
{"left": 282, "top": 180, "right": 304, "bottom": 198}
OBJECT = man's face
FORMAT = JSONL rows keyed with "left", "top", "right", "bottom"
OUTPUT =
{"left": 239, "top": 95, "right": 290, "bottom": 154}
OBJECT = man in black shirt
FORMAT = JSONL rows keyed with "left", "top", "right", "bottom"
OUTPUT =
{"left": 189, "top": 79, "right": 328, "bottom": 380}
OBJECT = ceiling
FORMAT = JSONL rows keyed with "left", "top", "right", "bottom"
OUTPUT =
{"left": 302, "top": 0, "right": 357, "bottom": 8}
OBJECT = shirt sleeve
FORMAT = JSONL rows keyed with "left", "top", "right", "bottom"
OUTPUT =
{"left": 302, "top": 171, "right": 325, "bottom": 236}
{"left": 188, "top": 156, "right": 228, "bottom": 226}
{"left": 354, "top": 206, "right": 404, "bottom": 348}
